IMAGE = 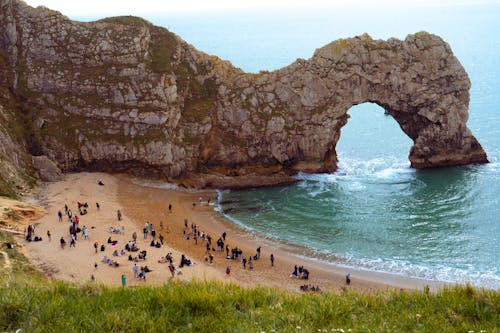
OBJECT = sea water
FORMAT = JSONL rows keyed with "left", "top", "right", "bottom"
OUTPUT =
{"left": 77, "top": 2, "right": 500, "bottom": 289}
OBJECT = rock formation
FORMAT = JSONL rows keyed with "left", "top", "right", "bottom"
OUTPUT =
{"left": 0, "top": 0, "right": 488, "bottom": 193}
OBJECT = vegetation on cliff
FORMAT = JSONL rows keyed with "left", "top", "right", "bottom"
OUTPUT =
{"left": 0, "top": 230, "right": 498, "bottom": 332}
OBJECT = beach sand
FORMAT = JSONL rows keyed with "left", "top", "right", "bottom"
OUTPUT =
{"left": 21, "top": 172, "right": 444, "bottom": 292}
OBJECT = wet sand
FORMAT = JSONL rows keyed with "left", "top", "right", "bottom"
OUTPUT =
{"left": 22, "top": 172, "right": 444, "bottom": 292}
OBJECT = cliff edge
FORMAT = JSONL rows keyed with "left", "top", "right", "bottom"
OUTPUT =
{"left": 0, "top": 0, "right": 488, "bottom": 193}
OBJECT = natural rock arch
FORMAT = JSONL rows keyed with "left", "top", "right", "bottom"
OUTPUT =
{"left": 206, "top": 32, "right": 488, "bottom": 176}
{"left": 0, "top": 1, "right": 488, "bottom": 189}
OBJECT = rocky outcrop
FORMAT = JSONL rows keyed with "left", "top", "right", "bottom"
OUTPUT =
{"left": 31, "top": 155, "right": 62, "bottom": 181}
{"left": 0, "top": 101, "right": 36, "bottom": 197}
{"left": 0, "top": 0, "right": 488, "bottom": 190}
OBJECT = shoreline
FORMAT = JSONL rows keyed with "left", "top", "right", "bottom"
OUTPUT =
{"left": 20, "top": 172, "right": 446, "bottom": 292}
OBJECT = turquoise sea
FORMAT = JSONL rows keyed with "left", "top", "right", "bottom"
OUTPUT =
{"left": 78, "top": 2, "right": 499, "bottom": 288}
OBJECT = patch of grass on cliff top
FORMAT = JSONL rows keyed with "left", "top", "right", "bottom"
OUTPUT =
{"left": 96, "top": 16, "right": 152, "bottom": 27}
{"left": 150, "top": 28, "right": 178, "bottom": 73}
{"left": 0, "top": 230, "right": 43, "bottom": 277}
{"left": 0, "top": 263, "right": 498, "bottom": 332}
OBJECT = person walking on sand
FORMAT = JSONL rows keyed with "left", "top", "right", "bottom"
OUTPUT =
{"left": 60, "top": 236, "right": 66, "bottom": 249}
{"left": 159, "top": 234, "right": 164, "bottom": 245}
{"left": 70, "top": 234, "right": 76, "bottom": 248}
{"left": 117, "top": 210, "right": 122, "bottom": 221}
{"left": 270, "top": 254, "right": 275, "bottom": 267}
{"left": 47, "top": 230, "right": 51, "bottom": 241}
{"left": 57, "top": 210, "right": 62, "bottom": 222}
{"left": 249, "top": 256, "right": 253, "bottom": 270}
{"left": 168, "top": 204, "right": 172, "bottom": 213}
{"left": 94, "top": 241, "right": 99, "bottom": 253}
{"left": 143, "top": 223, "right": 149, "bottom": 240}
{"left": 121, "top": 274, "right": 126, "bottom": 287}
{"left": 96, "top": 202, "right": 100, "bottom": 210}
{"left": 132, "top": 231, "right": 137, "bottom": 242}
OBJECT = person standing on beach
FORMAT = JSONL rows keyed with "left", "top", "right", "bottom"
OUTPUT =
{"left": 132, "top": 231, "right": 137, "bottom": 242}
{"left": 168, "top": 204, "right": 172, "bottom": 213}
{"left": 47, "top": 230, "right": 51, "bottom": 241}
{"left": 159, "top": 234, "right": 164, "bottom": 245}
{"left": 270, "top": 254, "right": 275, "bottom": 267}
{"left": 57, "top": 211, "right": 62, "bottom": 222}
{"left": 222, "top": 232, "right": 227, "bottom": 241}
{"left": 82, "top": 226, "right": 89, "bottom": 239}
{"left": 96, "top": 202, "right": 100, "bottom": 210}
{"left": 242, "top": 256, "right": 247, "bottom": 269}
{"left": 133, "top": 263, "right": 139, "bottom": 278}
{"left": 151, "top": 228, "right": 156, "bottom": 242}
{"left": 117, "top": 210, "right": 122, "bottom": 221}
{"left": 121, "top": 274, "right": 126, "bottom": 287}
{"left": 94, "top": 241, "right": 99, "bottom": 253}
{"left": 143, "top": 223, "right": 148, "bottom": 240}
{"left": 249, "top": 257, "right": 253, "bottom": 270}
{"left": 168, "top": 262, "right": 175, "bottom": 278}
{"left": 226, "top": 265, "right": 231, "bottom": 276}
{"left": 70, "top": 235, "right": 76, "bottom": 248}
{"left": 60, "top": 236, "right": 66, "bottom": 249}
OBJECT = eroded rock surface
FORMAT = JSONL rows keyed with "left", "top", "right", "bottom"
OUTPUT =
{"left": 0, "top": 0, "right": 488, "bottom": 190}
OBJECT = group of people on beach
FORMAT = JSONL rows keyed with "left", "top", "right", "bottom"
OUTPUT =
{"left": 290, "top": 265, "right": 310, "bottom": 279}
{"left": 23, "top": 181, "right": 348, "bottom": 291}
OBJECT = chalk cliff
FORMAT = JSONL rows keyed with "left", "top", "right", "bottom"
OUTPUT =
{"left": 0, "top": 0, "right": 488, "bottom": 194}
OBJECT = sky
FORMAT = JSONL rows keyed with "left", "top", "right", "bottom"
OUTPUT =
{"left": 23, "top": 0, "right": 500, "bottom": 18}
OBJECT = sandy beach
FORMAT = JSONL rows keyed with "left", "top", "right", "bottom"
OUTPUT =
{"left": 20, "top": 172, "right": 444, "bottom": 292}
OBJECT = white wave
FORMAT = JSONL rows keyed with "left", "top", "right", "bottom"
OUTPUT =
{"left": 295, "top": 157, "right": 413, "bottom": 186}
{"left": 326, "top": 252, "right": 500, "bottom": 290}
{"left": 126, "top": 177, "right": 179, "bottom": 190}
{"left": 337, "top": 155, "right": 412, "bottom": 179}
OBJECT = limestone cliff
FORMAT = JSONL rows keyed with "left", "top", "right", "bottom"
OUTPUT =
{"left": 0, "top": 0, "right": 488, "bottom": 192}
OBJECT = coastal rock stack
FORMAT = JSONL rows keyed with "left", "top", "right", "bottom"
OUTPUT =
{"left": 0, "top": 0, "right": 488, "bottom": 193}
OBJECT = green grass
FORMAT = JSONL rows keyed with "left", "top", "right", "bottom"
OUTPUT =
{"left": 0, "top": 279, "right": 498, "bottom": 332}
{"left": 150, "top": 27, "right": 177, "bottom": 73}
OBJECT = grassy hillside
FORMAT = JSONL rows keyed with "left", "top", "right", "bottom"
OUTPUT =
{"left": 0, "top": 230, "right": 498, "bottom": 332}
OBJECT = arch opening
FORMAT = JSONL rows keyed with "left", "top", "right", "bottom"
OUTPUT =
{"left": 335, "top": 102, "right": 413, "bottom": 175}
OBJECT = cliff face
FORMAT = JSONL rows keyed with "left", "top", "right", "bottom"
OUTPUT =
{"left": 0, "top": 0, "right": 488, "bottom": 191}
